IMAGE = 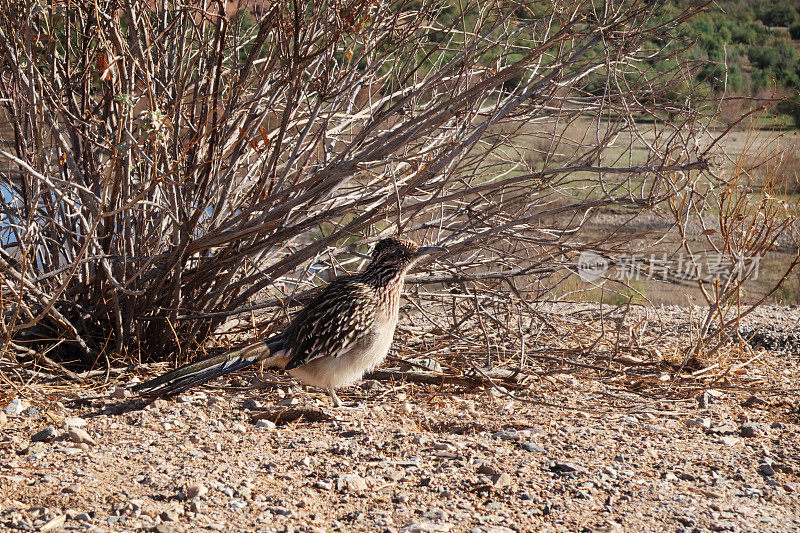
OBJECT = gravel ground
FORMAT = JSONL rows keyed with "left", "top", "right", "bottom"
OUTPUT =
{"left": 1, "top": 306, "right": 799, "bottom": 533}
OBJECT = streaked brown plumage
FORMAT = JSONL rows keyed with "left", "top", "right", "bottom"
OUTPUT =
{"left": 133, "top": 238, "right": 445, "bottom": 406}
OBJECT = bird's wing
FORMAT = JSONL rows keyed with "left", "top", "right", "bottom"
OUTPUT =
{"left": 283, "top": 279, "right": 378, "bottom": 370}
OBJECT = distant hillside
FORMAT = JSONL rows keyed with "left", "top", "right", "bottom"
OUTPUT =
{"left": 673, "top": 0, "right": 800, "bottom": 125}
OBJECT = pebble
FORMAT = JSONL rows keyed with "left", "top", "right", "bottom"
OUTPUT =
{"left": 758, "top": 462, "right": 775, "bottom": 476}
{"left": 31, "top": 426, "right": 58, "bottom": 443}
{"left": 255, "top": 419, "right": 276, "bottom": 430}
{"left": 549, "top": 461, "right": 588, "bottom": 475}
{"left": 64, "top": 417, "right": 87, "bottom": 428}
{"left": 27, "top": 442, "right": 50, "bottom": 455}
{"left": 719, "top": 436, "right": 739, "bottom": 447}
{"left": 0, "top": 411, "right": 6, "bottom": 427}
{"left": 783, "top": 482, "right": 800, "bottom": 493}
{"left": 401, "top": 402, "right": 414, "bottom": 414}
{"left": 337, "top": 473, "right": 368, "bottom": 491}
{"left": 685, "top": 417, "right": 711, "bottom": 429}
{"left": 741, "top": 395, "right": 766, "bottom": 408}
{"left": 4, "top": 398, "right": 29, "bottom": 416}
{"left": 242, "top": 399, "right": 261, "bottom": 410}
{"left": 707, "top": 424, "right": 737, "bottom": 435}
{"left": 66, "top": 427, "right": 96, "bottom": 446}
{"left": 160, "top": 509, "right": 180, "bottom": 521}
{"left": 186, "top": 484, "right": 208, "bottom": 499}
{"left": 490, "top": 473, "right": 512, "bottom": 489}
{"left": 520, "top": 441, "right": 545, "bottom": 453}
{"left": 739, "top": 423, "right": 764, "bottom": 438}
{"left": 266, "top": 505, "right": 292, "bottom": 516}
{"left": 400, "top": 522, "right": 452, "bottom": 533}
{"left": 74, "top": 512, "right": 92, "bottom": 522}
{"left": 278, "top": 397, "right": 300, "bottom": 407}
{"left": 110, "top": 386, "right": 132, "bottom": 399}
{"left": 40, "top": 514, "right": 66, "bottom": 531}
{"left": 493, "top": 429, "right": 521, "bottom": 442}
{"left": 231, "top": 423, "right": 247, "bottom": 434}
{"left": 477, "top": 463, "right": 500, "bottom": 476}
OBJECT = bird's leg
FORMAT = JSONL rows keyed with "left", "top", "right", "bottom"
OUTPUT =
{"left": 327, "top": 385, "right": 342, "bottom": 408}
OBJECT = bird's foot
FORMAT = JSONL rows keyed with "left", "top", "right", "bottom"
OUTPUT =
{"left": 325, "top": 386, "right": 363, "bottom": 409}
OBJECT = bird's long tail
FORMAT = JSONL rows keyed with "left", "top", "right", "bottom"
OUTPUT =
{"left": 132, "top": 336, "right": 286, "bottom": 397}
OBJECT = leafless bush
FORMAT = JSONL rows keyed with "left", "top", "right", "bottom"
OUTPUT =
{"left": 0, "top": 0, "right": 768, "bottom": 375}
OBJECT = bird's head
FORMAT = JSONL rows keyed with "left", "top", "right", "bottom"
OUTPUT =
{"left": 363, "top": 237, "right": 445, "bottom": 285}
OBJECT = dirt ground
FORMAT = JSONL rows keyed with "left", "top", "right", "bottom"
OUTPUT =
{"left": 1, "top": 305, "right": 799, "bottom": 533}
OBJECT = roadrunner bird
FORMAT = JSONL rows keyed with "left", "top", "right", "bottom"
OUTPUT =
{"left": 133, "top": 238, "right": 445, "bottom": 406}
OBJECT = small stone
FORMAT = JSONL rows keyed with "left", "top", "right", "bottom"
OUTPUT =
{"left": 602, "top": 466, "right": 618, "bottom": 478}
{"left": 186, "top": 484, "right": 208, "bottom": 499}
{"left": 242, "top": 399, "right": 261, "bottom": 410}
{"left": 520, "top": 441, "right": 545, "bottom": 453}
{"left": 477, "top": 463, "right": 500, "bottom": 476}
{"left": 62, "top": 484, "right": 82, "bottom": 494}
{"left": 783, "top": 482, "right": 800, "bottom": 493}
{"left": 744, "top": 487, "right": 762, "bottom": 497}
{"left": 758, "top": 462, "right": 775, "bottom": 476}
{"left": 549, "top": 461, "right": 587, "bottom": 475}
{"left": 493, "top": 429, "right": 521, "bottom": 442}
{"left": 255, "top": 419, "right": 276, "bottom": 430}
{"left": 490, "top": 473, "right": 512, "bottom": 489}
{"left": 401, "top": 402, "right": 413, "bottom": 415}
{"left": 707, "top": 424, "right": 736, "bottom": 435}
{"left": 66, "top": 427, "right": 96, "bottom": 446}
{"left": 393, "top": 492, "right": 410, "bottom": 504}
{"left": 314, "top": 480, "right": 333, "bottom": 491}
{"left": 278, "top": 397, "right": 300, "bottom": 407}
{"left": 110, "top": 386, "right": 132, "bottom": 399}
{"left": 147, "top": 398, "right": 169, "bottom": 410}
{"left": 0, "top": 411, "right": 7, "bottom": 427}
{"left": 697, "top": 393, "right": 709, "bottom": 409}
{"left": 73, "top": 512, "right": 92, "bottom": 522}
{"left": 741, "top": 396, "right": 766, "bottom": 408}
{"left": 231, "top": 423, "right": 247, "bottom": 434}
{"left": 739, "top": 423, "right": 763, "bottom": 438}
{"left": 685, "top": 417, "right": 711, "bottom": 429}
{"left": 160, "top": 509, "right": 180, "bottom": 522}
{"left": 63, "top": 417, "right": 87, "bottom": 428}
{"left": 4, "top": 398, "right": 29, "bottom": 416}
{"left": 40, "top": 514, "right": 66, "bottom": 531}
{"left": 31, "top": 426, "right": 58, "bottom": 443}
{"left": 400, "top": 522, "right": 452, "bottom": 533}
{"left": 338, "top": 474, "right": 368, "bottom": 492}
{"left": 266, "top": 505, "right": 291, "bottom": 516}
{"left": 22, "top": 406, "right": 40, "bottom": 418}
{"left": 719, "top": 436, "right": 739, "bottom": 447}
{"left": 27, "top": 442, "right": 50, "bottom": 455}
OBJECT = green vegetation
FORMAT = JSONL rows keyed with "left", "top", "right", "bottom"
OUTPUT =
{"left": 671, "top": 1, "right": 800, "bottom": 125}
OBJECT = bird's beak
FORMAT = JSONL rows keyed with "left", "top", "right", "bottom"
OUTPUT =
{"left": 414, "top": 246, "right": 447, "bottom": 256}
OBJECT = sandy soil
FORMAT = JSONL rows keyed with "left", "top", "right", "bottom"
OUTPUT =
{"left": 1, "top": 305, "right": 799, "bottom": 533}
